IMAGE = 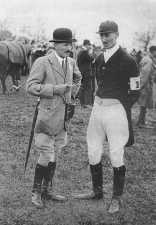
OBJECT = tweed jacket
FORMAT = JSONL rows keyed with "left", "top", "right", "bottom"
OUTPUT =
{"left": 95, "top": 47, "right": 139, "bottom": 146}
{"left": 26, "top": 50, "right": 82, "bottom": 136}
{"left": 138, "top": 54, "right": 154, "bottom": 108}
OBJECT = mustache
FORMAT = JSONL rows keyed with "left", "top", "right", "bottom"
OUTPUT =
{"left": 65, "top": 50, "right": 72, "bottom": 54}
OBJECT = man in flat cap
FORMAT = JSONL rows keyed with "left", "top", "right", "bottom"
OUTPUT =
{"left": 26, "top": 28, "right": 81, "bottom": 207}
{"left": 77, "top": 39, "right": 95, "bottom": 107}
{"left": 73, "top": 21, "right": 140, "bottom": 213}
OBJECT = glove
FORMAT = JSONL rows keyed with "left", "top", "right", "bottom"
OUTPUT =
{"left": 128, "top": 90, "right": 140, "bottom": 107}
{"left": 71, "top": 84, "right": 79, "bottom": 98}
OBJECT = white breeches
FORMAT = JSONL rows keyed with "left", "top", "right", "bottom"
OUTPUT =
{"left": 87, "top": 96, "right": 129, "bottom": 167}
{"left": 34, "top": 131, "right": 67, "bottom": 166}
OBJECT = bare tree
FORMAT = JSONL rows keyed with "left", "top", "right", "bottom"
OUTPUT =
{"left": 0, "top": 30, "right": 14, "bottom": 41}
{"left": 134, "top": 27, "right": 156, "bottom": 52}
{"left": 17, "top": 18, "right": 48, "bottom": 43}
{"left": 0, "top": 19, "right": 14, "bottom": 40}
{"left": 30, "top": 17, "right": 48, "bottom": 42}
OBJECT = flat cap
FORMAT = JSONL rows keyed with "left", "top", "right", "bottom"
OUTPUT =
{"left": 97, "top": 21, "right": 118, "bottom": 34}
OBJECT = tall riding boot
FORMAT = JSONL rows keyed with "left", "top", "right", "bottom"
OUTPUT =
{"left": 32, "top": 163, "right": 45, "bottom": 207}
{"left": 90, "top": 162, "right": 103, "bottom": 198}
{"left": 72, "top": 162, "right": 103, "bottom": 200}
{"left": 108, "top": 165, "right": 126, "bottom": 213}
{"left": 137, "top": 106, "right": 146, "bottom": 126}
{"left": 41, "top": 162, "right": 66, "bottom": 202}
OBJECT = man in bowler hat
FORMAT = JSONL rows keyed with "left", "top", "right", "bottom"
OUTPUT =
{"left": 73, "top": 21, "right": 140, "bottom": 213}
{"left": 26, "top": 28, "right": 81, "bottom": 207}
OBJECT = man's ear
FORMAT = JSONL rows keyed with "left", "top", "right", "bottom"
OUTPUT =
{"left": 116, "top": 32, "right": 119, "bottom": 37}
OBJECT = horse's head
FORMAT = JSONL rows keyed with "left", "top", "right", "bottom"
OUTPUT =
{"left": 30, "top": 45, "right": 47, "bottom": 66}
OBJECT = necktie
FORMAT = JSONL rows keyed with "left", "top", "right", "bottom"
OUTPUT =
{"left": 62, "top": 58, "right": 66, "bottom": 74}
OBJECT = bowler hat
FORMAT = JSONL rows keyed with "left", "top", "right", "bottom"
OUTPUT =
{"left": 97, "top": 21, "right": 118, "bottom": 34}
{"left": 50, "top": 28, "right": 77, "bottom": 43}
{"left": 83, "top": 39, "right": 91, "bottom": 46}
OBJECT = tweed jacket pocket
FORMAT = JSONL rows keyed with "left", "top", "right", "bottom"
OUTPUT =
{"left": 35, "top": 104, "right": 65, "bottom": 136}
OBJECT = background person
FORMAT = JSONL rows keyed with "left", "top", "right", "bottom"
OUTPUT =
{"left": 137, "top": 46, "right": 156, "bottom": 127}
{"left": 77, "top": 39, "right": 95, "bottom": 107}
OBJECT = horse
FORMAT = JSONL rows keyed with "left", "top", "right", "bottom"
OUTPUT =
{"left": 0, "top": 41, "right": 31, "bottom": 94}
{"left": 30, "top": 47, "right": 47, "bottom": 67}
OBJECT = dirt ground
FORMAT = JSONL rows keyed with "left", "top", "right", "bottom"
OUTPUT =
{"left": 0, "top": 76, "right": 156, "bottom": 225}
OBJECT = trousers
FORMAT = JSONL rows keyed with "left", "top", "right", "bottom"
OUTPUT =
{"left": 34, "top": 131, "right": 67, "bottom": 166}
{"left": 87, "top": 96, "right": 129, "bottom": 167}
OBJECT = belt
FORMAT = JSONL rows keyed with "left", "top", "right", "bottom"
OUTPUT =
{"left": 94, "top": 96, "right": 121, "bottom": 106}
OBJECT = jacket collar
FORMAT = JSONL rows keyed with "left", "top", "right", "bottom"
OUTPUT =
{"left": 103, "top": 44, "right": 120, "bottom": 63}
{"left": 47, "top": 50, "right": 67, "bottom": 79}
{"left": 97, "top": 46, "right": 122, "bottom": 65}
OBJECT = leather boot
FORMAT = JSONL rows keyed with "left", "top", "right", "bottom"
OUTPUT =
{"left": 41, "top": 162, "right": 66, "bottom": 202}
{"left": 108, "top": 165, "right": 126, "bottom": 214}
{"left": 72, "top": 162, "right": 103, "bottom": 200}
{"left": 32, "top": 164, "right": 45, "bottom": 208}
{"left": 137, "top": 106, "right": 146, "bottom": 127}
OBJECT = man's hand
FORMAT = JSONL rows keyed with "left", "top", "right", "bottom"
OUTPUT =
{"left": 71, "top": 84, "right": 79, "bottom": 98}
{"left": 53, "top": 84, "right": 72, "bottom": 96}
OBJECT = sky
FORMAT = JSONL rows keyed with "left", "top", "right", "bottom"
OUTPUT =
{"left": 0, "top": 0, "right": 156, "bottom": 49}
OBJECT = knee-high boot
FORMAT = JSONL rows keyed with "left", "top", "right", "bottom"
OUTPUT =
{"left": 108, "top": 165, "right": 126, "bottom": 213}
{"left": 32, "top": 163, "right": 45, "bottom": 207}
{"left": 72, "top": 162, "right": 103, "bottom": 200}
{"left": 90, "top": 162, "right": 103, "bottom": 198}
{"left": 42, "top": 161, "right": 56, "bottom": 195}
{"left": 41, "top": 162, "right": 66, "bottom": 201}
{"left": 112, "top": 165, "right": 126, "bottom": 197}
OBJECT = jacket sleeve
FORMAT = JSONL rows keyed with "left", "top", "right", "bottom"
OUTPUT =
{"left": 71, "top": 59, "right": 82, "bottom": 98}
{"left": 26, "top": 57, "right": 54, "bottom": 98}
{"left": 127, "top": 57, "right": 140, "bottom": 107}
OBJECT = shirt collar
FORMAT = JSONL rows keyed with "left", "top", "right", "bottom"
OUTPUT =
{"left": 103, "top": 44, "right": 120, "bottom": 62}
{"left": 82, "top": 46, "right": 87, "bottom": 50}
{"left": 54, "top": 51, "right": 64, "bottom": 65}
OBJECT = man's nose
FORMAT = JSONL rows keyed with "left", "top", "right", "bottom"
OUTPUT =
{"left": 67, "top": 45, "right": 72, "bottom": 50}
{"left": 101, "top": 36, "right": 107, "bottom": 42}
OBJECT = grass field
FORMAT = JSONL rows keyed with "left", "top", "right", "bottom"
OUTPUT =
{"left": 0, "top": 77, "right": 156, "bottom": 225}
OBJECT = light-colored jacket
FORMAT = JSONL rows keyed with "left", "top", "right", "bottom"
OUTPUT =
{"left": 26, "top": 51, "right": 82, "bottom": 136}
{"left": 138, "top": 55, "right": 154, "bottom": 108}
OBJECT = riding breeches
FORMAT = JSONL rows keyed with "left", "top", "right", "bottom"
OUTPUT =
{"left": 87, "top": 96, "right": 129, "bottom": 167}
{"left": 34, "top": 131, "right": 67, "bottom": 166}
